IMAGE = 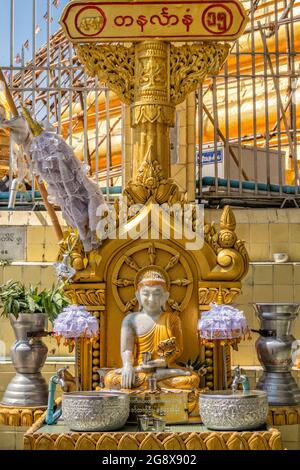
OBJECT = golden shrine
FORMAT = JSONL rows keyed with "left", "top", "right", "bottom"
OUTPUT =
{"left": 4, "top": 0, "right": 300, "bottom": 454}
{"left": 58, "top": 0, "right": 249, "bottom": 395}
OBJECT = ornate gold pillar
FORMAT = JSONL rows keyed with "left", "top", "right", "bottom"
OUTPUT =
{"left": 59, "top": 1, "right": 249, "bottom": 393}
{"left": 77, "top": 41, "right": 230, "bottom": 201}
{"left": 132, "top": 41, "right": 172, "bottom": 181}
{"left": 66, "top": 284, "right": 106, "bottom": 391}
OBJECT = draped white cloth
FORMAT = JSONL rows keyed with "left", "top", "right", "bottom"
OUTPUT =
{"left": 0, "top": 115, "right": 107, "bottom": 251}
{"left": 30, "top": 131, "right": 106, "bottom": 251}
{"left": 0, "top": 116, "right": 32, "bottom": 149}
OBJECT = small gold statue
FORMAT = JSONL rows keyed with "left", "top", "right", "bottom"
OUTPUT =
{"left": 105, "top": 267, "right": 200, "bottom": 391}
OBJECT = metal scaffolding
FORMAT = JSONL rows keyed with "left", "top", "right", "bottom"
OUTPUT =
{"left": 197, "top": 0, "right": 300, "bottom": 207}
{"left": 0, "top": 0, "right": 299, "bottom": 208}
{"left": 0, "top": 0, "right": 123, "bottom": 207}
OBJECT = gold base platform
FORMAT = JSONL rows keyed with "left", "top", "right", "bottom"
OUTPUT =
{"left": 268, "top": 406, "right": 300, "bottom": 426}
{"left": 24, "top": 415, "right": 283, "bottom": 450}
{"left": 0, "top": 406, "right": 46, "bottom": 427}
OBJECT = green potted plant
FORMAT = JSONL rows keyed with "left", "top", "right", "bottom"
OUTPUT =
{"left": 0, "top": 280, "right": 70, "bottom": 407}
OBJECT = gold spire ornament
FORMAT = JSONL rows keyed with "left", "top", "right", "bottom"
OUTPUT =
{"left": 21, "top": 104, "right": 44, "bottom": 137}
{"left": 217, "top": 286, "right": 225, "bottom": 305}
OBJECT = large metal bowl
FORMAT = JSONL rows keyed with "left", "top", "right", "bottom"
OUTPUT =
{"left": 199, "top": 390, "right": 268, "bottom": 431}
{"left": 62, "top": 391, "right": 130, "bottom": 431}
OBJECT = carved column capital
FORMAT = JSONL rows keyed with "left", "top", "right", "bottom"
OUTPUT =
{"left": 76, "top": 44, "right": 135, "bottom": 105}
{"left": 170, "top": 43, "right": 230, "bottom": 105}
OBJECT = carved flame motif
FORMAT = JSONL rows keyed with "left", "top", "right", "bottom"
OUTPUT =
{"left": 136, "top": 145, "right": 164, "bottom": 189}
{"left": 203, "top": 206, "right": 249, "bottom": 281}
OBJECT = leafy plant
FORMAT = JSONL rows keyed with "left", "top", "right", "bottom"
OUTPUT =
{"left": 0, "top": 280, "right": 70, "bottom": 322}
{"left": 177, "top": 355, "right": 208, "bottom": 376}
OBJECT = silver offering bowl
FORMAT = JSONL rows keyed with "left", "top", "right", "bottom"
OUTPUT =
{"left": 199, "top": 390, "right": 268, "bottom": 431}
{"left": 62, "top": 391, "right": 130, "bottom": 431}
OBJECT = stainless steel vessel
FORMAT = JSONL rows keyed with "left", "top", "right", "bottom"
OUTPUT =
{"left": 199, "top": 390, "right": 268, "bottom": 431}
{"left": 254, "top": 303, "right": 300, "bottom": 406}
{"left": 62, "top": 391, "right": 130, "bottom": 431}
{"left": 1, "top": 313, "right": 48, "bottom": 407}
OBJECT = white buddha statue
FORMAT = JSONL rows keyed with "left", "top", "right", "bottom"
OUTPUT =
{"left": 105, "top": 268, "right": 200, "bottom": 391}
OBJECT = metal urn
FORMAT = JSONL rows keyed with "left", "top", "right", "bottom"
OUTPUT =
{"left": 253, "top": 303, "right": 300, "bottom": 406}
{"left": 1, "top": 313, "right": 49, "bottom": 407}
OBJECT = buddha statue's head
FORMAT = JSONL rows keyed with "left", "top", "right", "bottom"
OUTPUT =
{"left": 135, "top": 268, "right": 169, "bottom": 315}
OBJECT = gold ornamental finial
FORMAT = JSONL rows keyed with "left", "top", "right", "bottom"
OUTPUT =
{"left": 217, "top": 285, "right": 225, "bottom": 305}
{"left": 21, "top": 104, "right": 43, "bottom": 137}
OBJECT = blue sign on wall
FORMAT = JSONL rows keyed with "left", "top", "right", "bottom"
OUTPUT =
{"left": 196, "top": 148, "right": 223, "bottom": 165}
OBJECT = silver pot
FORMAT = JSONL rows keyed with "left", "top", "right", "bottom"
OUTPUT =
{"left": 200, "top": 390, "right": 268, "bottom": 431}
{"left": 1, "top": 313, "right": 48, "bottom": 407}
{"left": 254, "top": 303, "right": 300, "bottom": 405}
{"left": 62, "top": 391, "right": 130, "bottom": 431}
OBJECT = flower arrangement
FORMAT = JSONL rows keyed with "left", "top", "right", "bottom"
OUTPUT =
{"left": 198, "top": 302, "right": 250, "bottom": 348}
{"left": 53, "top": 305, "right": 99, "bottom": 352}
{"left": 53, "top": 305, "right": 99, "bottom": 390}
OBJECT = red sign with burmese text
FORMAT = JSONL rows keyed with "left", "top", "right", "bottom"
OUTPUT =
{"left": 60, "top": 0, "right": 248, "bottom": 42}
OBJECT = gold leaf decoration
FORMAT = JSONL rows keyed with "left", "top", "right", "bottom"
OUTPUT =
{"left": 77, "top": 44, "right": 135, "bottom": 104}
{"left": 168, "top": 298, "right": 182, "bottom": 312}
{"left": 198, "top": 287, "right": 241, "bottom": 306}
{"left": 204, "top": 433, "right": 227, "bottom": 450}
{"left": 220, "top": 206, "right": 237, "bottom": 231}
{"left": 148, "top": 244, "right": 156, "bottom": 265}
{"left": 268, "top": 430, "right": 283, "bottom": 450}
{"left": 185, "top": 433, "right": 206, "bottom": 450}
{"left": 124, "top": 256, "right": 140, "bottom": 272}
{"left": 96, "top": 435, "right": 118, "bottom": 451}
{"left": 123, "top": 298, "right": 138, "bottom": 313}
{"left": 165, "top": 254, "right": 180, "bottom": 271}
{"left": 0, "top": 409, "right": 8, "bottom": 425}
{"left": 226, "top": 433, "right": 249, "bottom": 450}
{"left": 163, "top": 435, "right": 185, "bottom": 450}
{"left": 23, "top": 435, "right": 34, "bottom": 451}
{"left": 8, "top": 410, "right": 20, "bottom": 426}
{"left": 117, "top": 435, "right": 139, "bottom": 450}
{"left": 113, "top": 279, "right": 134, "bottom": 288}
{"left": 55, "top": 435, "right": 75, "bottom": 451}
{"left": 170, "top": 43, "right": 230, "bottom": 105}
{"left": 248, "top": 434, "right": 269, "bottom": 450}
{"left": 20, "top": 410, "right": 34, "bottom": 427}
{"left": 34, "top": 435, "right": 55, "bottom": 451}
{"left": 140, "top": 435, "right": 164, "bottom": 450}
{"left": 171, "top": 279, "right": 192, "bottom": 287}
{"left": 75, "top": 435, "right": 96, "bottom": 451}
{"left": 136, "top": 145, "right": 164, "bottom": 190}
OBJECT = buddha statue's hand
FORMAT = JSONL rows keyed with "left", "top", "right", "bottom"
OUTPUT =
{"left": 138, "top": 358, "right": 167, "bottom": 373}
{"left": 147, "top": 358, "right": 167, "bottom": 368}
{"left": 121, "top": 365, "right": 135, "bottom": 389}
